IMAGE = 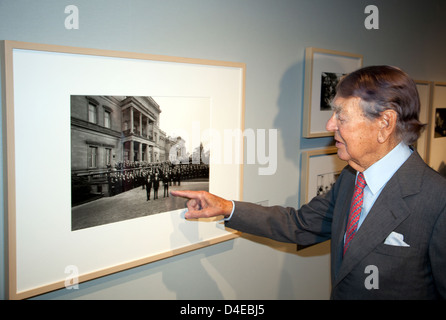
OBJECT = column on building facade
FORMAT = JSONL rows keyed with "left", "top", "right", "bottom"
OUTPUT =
{"left": 144, "top": 143, "right": 150, "bottom": 162}
{"left": 146, "top": 119, "right": 150, "bottom": 139}
{"left": 130, "top": 140, "right": 134, "bottom": 162}
{"left": 130, "top": 106, "right": 134, "bottom": 134}
{"left": 138, "top": 142, "right": 142, "bottom": 162}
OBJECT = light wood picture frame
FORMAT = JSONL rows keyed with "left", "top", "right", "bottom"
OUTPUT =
{"left": 303, "top": 47, "right": 363, "bottom": 138}
{"left": 1, "top": 40, "right": 245, "bottom": 299}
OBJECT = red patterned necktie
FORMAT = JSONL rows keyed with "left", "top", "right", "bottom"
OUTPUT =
{"left": 343, "top": 172, "right": 367, "bottom": 256}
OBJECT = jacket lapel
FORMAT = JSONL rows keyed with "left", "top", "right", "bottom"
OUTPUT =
{"left": 332, "top": 151, "right": 424, "bottom": 288}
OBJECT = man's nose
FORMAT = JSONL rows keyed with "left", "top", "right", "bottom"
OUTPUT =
{"left": 326, "top": 113, "right": 338, "bottom": 132}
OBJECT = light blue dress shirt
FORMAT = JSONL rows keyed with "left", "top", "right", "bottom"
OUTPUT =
{"left": 357, "top": 142, "right": 412, "bottom": 229}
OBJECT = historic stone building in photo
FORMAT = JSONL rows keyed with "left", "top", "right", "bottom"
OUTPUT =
{"left": 71, "top": 95, "right": 178, "bottom": 201}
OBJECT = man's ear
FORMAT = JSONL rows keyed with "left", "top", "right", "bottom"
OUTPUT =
{"left": 377, "top": 109, "right": 397, "bottom": 143}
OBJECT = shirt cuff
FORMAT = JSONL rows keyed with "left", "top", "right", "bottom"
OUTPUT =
{"left": 222, "top": 200, "right": 235, "bottom": 221}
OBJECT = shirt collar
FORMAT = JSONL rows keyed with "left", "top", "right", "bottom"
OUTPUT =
{"left": 362, "top": 142, "right": 412, "bottom": 195}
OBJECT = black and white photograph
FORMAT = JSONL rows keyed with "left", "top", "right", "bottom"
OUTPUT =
{"left": 316, "top": 171, "right": 341, "bottom": 197}
{"left": 71, "top": 95, "right": 210, "bottom": 231}
{"left": 434, "top": 108, "right": 446, "bottom": 138}
{"left": 320, "top": 72, "right": 344, "bottom": 111}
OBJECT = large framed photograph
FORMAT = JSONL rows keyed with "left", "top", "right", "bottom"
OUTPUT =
{"left": 428, "top": 82, "right": 446, "bottom": 177}
{"left": 303, "top": 47, "right": 363, "bottom": 138}
{"left": 300, "top": 147, "right": 347, "bottom": 205}
{"left": 1, "top": 41, "right": 245, "bottom": 299}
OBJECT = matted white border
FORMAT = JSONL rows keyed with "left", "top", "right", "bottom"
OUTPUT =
{"left": 303, "top": 47, "right": 363, "bottom": 138}
{"left": 1, "top": 41, "right": 245, "bottom": 299}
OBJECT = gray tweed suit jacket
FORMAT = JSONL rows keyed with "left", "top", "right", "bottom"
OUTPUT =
{"left": 225, "top": 151, "right": 446, "bottom": 299}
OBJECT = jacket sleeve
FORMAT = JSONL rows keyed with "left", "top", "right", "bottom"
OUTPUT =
{"left": 225, "top": 167, "right": 351, "bottom": 245}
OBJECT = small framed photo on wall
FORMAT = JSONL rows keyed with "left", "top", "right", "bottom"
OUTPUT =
{"left": 428, "top": 82, "right": 446, "bottom": 177}
{"left": 303, "top": 47, "right": 363, "bottom": 138}
{"left": 300, "top": 147, "right": 347, "bottom": 205}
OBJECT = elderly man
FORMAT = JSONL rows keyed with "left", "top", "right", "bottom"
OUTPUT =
{"left": 172, "top": 66, "right": 446, "bottom": 299}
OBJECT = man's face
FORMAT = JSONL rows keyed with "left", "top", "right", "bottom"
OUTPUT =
{"left": 326, "top": 96, "right": 382, "bottom": 172}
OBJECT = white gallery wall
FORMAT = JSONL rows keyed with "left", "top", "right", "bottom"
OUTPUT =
{"left": 1, "top": 0, "right": 446, "bottom": 300}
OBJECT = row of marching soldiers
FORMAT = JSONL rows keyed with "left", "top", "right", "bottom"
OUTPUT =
{"left": 108, "top": 162, "right": 209, "bottom": 199}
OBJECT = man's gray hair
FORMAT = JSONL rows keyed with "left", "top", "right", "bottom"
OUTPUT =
{"left": 335, "top": 65, "right": 425, "bottom": 145}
